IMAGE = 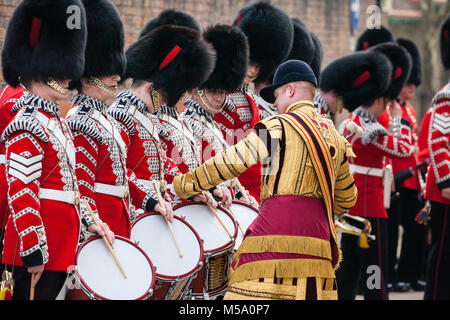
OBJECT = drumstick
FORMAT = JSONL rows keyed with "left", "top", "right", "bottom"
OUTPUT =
{"left": 151, "top": 181, "right": 183, "bottom": 258}
{"left": 227, "top": 207, "right": 245, "bottom": 236}
{"left": 203, "top": 192, "right": 233, "bottom": 239}
{"left": 234, "top": 178, "right": 250, "bottom": 203}
{"left": 82, "top": 199, "right": 127, "bottom": 279}
{"left": 30, "top": 273, "right": 35, "bottom": 300}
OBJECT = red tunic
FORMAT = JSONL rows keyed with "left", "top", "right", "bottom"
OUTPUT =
{"left": 425, "top": 83, "right": 450, "bottom": 205}
{"left": 417, "top": 108, "right": 432, "bottom": 163}
{"left": 390, "top": 102, "right": 420, "bottom": 191}
{"left": 66, "top": 94, "right": 157, "bottom": 238}
{"left": 0, "top": 85, "right": 26, "bottom": 229}
{"left": 1, "top": 93, "right": 81, "bottom": 271}
{"left": 341, "top": 107, "right": 414, "bottom": 218}
{"left": 156, "top": 104, "right": 201, "bottom": 174}
{"left": 214, "top": 90, "right": 262, "bottom": 203}
{"left": 109, "top": 90, "right": 182, "bottom": 204}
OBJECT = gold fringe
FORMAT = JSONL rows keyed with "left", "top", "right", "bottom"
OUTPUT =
{"left": 235, "top": 235, "right": 332, "bottom": 260}
{"left": 228, "top": 258, "right": 335, "bottom": 286}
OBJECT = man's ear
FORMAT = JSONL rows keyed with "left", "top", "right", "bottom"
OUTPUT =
{"left": 287, "top": 83, "right": 295, "bottom": 97}
{"left": 144, "top": 81, "right": 154, "bottom": 92}
{"left": 80, "top": 77, "right": 90, "bottom": 87}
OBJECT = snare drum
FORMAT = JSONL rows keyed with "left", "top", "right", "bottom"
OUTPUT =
{"left": 130, "top": 213, "right": 204, "bottom": 300}
{"left": 228, "top": 201, "right": 259, "bottom": 250}
{"left": 66, "top": 236, "right": 155, "bottom": 300}
{"left": 173, "top": 202, "right": 237, "bottom": 300}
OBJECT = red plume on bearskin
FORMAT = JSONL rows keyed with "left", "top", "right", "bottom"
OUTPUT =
{"left": 369, "top": 42, "right": 412, "bottom": 100}
{"left": 320, "top": 50, "right": 393, "bottom": 112}
{"left": 1, "top": 0, "right": 87, "bottom": 88}
{"left": 123, "top": 25, "right": 216, "bottom": 108}
{"left": 355, "top": 26, "right": 394, "bottom": 51}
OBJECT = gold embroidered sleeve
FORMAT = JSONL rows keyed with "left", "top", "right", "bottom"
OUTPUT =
{"left": 174, "top": 130, "right": 270, "bottom": 199}
{"left": 334, "top": 138, "right": 358, "bottom": 215}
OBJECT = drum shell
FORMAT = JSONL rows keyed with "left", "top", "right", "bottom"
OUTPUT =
{"left": 172, "top": 202, "right": 238, "bottom": 299}
{"left": 69, "top": 236, "right": 156, "bottom": 300}
{"left": 131, "top": 212, "right": 204, "bottom": 300}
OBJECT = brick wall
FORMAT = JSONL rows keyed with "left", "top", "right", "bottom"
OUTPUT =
{"left": 0, "top": 0, "right": 380, "bottom": 87}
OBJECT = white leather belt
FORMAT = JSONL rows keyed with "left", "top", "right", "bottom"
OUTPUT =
{"left": 349, "top": 163, "right": 394, "bottom": 209}
{"left": 137, "top": 179, "right": 166, "bottom": 193}
{"left": 94, "top": 183, "right": 128, "bottom": 198}
{"left": 349, "top": 164, "right": 384, "bottom": 177}
{"left": 0, "top": 154, "right": 6, "bottom": 165}
{"left": 39, "top": 188, "right": 79, "bottom": 205}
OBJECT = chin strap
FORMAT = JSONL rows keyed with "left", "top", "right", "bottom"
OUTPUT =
{"left": 47, "top": 78, "right": 70, "bottom": 95}
{"left": 88, "top": 77, "right": 118, "bottom": 95}
{"left": 151, "top": 88, "right": 161, "bottom": 113}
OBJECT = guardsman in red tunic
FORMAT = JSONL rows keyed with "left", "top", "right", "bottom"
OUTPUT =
{"left": 66, "top": 0, "right": 168, "bottom": 239}
{"left": 213, "top": 2, "right": 294, "bottom": 204}
{"left": 182, "top": 24, "right": 258, "bottom": 207}
{"left": 134, "top": 12, "right": 230, "bottom": 208}
{"left": 326, "top": 44, "right": 413, "bottom": 300}
{"left": 386, "top": 38, "right": 428, "bottom": 292}
{"left": 423, "top": 14, "right": 450, "bottom": 300}
{"left": 0, "top": 0, "right": 110, "bottom": 300}
{"left": 109, "top": 25, "right": 218, "bottom": 209}
{"left": 0, "top": 85, "right": 26, "bottom": 274}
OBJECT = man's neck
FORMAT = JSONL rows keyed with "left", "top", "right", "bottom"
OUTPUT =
{"left": 128, "top": 87, "right": 153, "bottom": 113}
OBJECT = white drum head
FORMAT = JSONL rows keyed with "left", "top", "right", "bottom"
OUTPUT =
{"left": 230, "top": 202, "right": 259, "bottom": 249}
{"left": 174, "top": 203, "right": 236, "bottom": 252}
{"left": 76, "top": 237, "right": 154, "bottom": 300}
{"left": 131, "top": 215, "right": 202, "bottom": 279}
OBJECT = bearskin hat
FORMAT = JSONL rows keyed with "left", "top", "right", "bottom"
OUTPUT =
{"left": 1, "top": 0, "right": 87, "bottom": 88}
{"left": 124, "top": 25, "right": 216, "bottom": 108}
{"left": 70, "top": 0, "right": 126, "bottom": 90}
{"left": 286, "top": 18, "right": 315, "bottom": 65}
{"left": 440, "top": 14, "right": 450, "bottom": 70}
{"left": 139, "top": 9, "right": 201, "bottom": 39}
{"left": 320, "top": 51, "right": 393, "bottom": 112}
{"left": 309, "top": 32, "right": 324, "bottom": 81}
{"left": 369, "top": 42, "right": 412, "bottom": 99}
{"left": 232, "top": 1, "right": 294, "bottom": 84}
{"left": 397, "top": 38, "right": 422, "bottom": 86}
{"left": 355, "top": 25, "right": 394, "bottom": 51}
{"left": 200, "top": 24, "right": 249, "bottom": 92}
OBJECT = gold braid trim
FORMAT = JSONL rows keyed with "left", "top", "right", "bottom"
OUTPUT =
{"left": 228, "top": 259, "right": 335, "bottom": 286}
{"left": 235, "top": 235, "right": 332, "bottom": 260}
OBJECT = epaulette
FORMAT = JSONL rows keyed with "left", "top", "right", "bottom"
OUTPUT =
{"left": 431, "top": 82, "right": 450, "bottom": 106}
{"left": 1, "top": 106, "right": 48, "bottom": 143}
{"left": 66, "top": 105, "right": 103, "bottom": 143}
{"left": 108, "top": 100, "right": 136, "bottom": 137}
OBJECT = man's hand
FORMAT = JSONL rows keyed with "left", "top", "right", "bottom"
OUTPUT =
{"left": 390, "top": 100, "right": 403, "bottom": 118}
{"left": 155, "top": 200, "right": 174, "bottom": 223}
{"left": 88, "top": 222, "right": 115, "bottom": 248}
{"left": 442, "top": 188, "right": 450, "bottom": 200}
{"left": 213, "top": 186, "right": 233, "bottom": 210}
{"left": 194, "top": 192, "right": 218, "bottom": 209}
{"left": 245, "top": 195, "right": 259, "bottom": 209}
{"left": 28, "top": 264, "right": 45, "bottom": 289}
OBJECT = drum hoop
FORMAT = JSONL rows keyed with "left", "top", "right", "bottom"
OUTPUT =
{"left": 172, "top": 202, "right": 238, "bottom": 253}
{"left": 131, "top": 213, "right": 205, "bottom": 280}
{"left": 231, "top": 200, "right": 260, "bottom": 214}
{"left": 75, "top": 235, "right": 156, "bottom": 300}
